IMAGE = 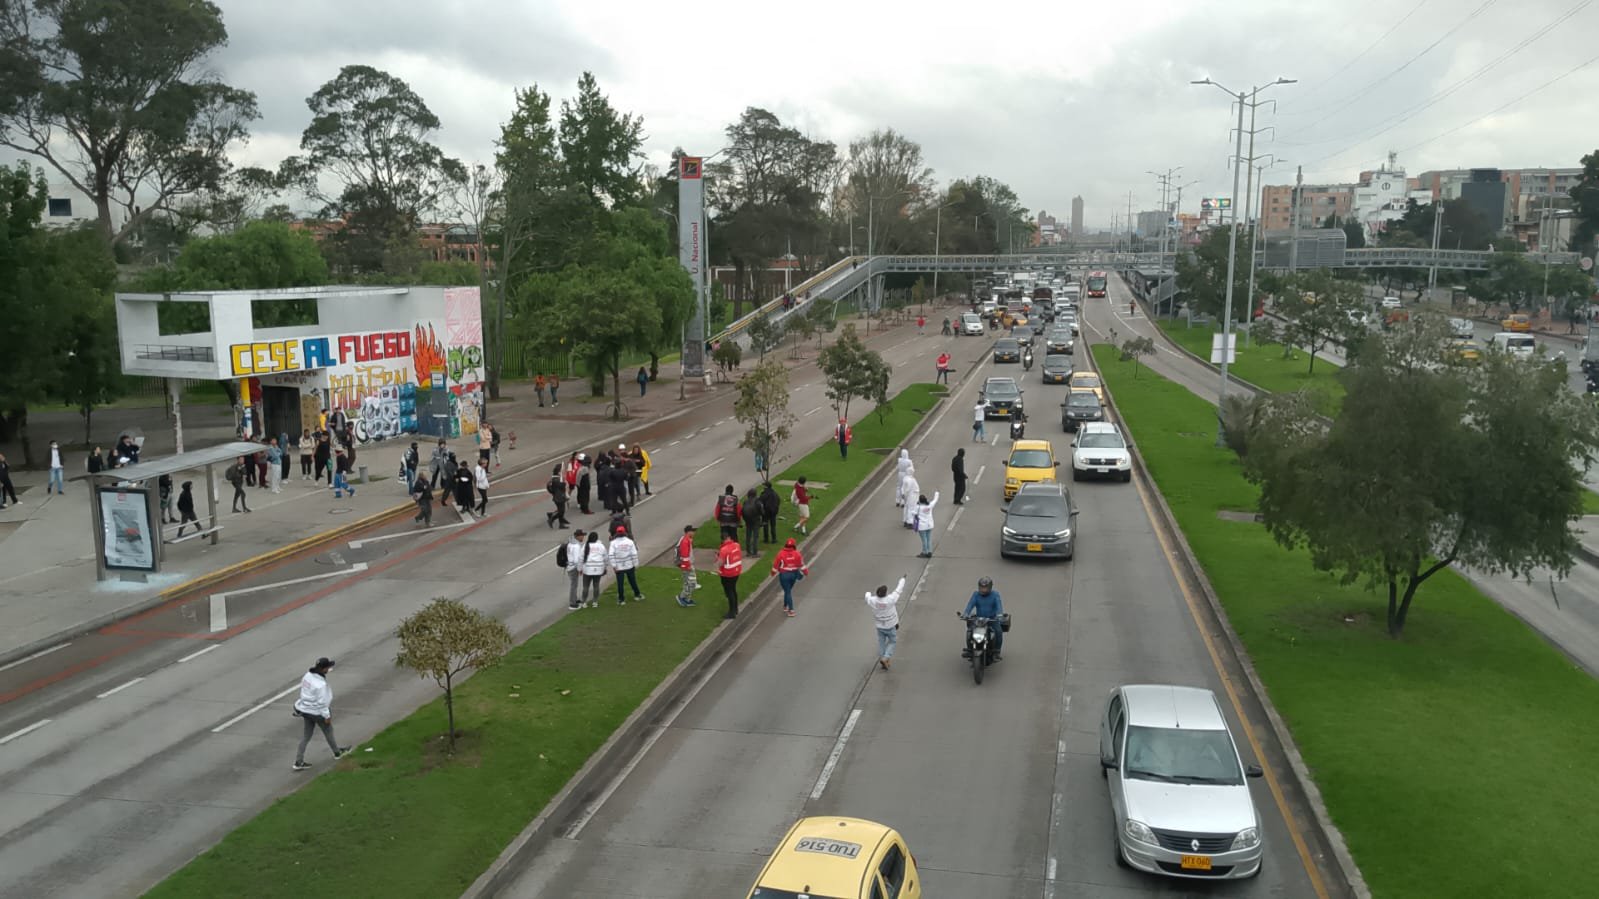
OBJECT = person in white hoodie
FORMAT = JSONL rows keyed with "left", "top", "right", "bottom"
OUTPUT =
{"left": 913, "top": 491, "right": 941, "bottom": 557}
{"left": 865, "top": 575, "right": 908, "bottom": 670}
{"left": 894, "top": 449, "right": 911, "bottom": 508}
{"left": 608, "top": 525, "right": 643, "bottom": 604}
{"left": 292, "top": 657, "right": 349, "bottom": 770}
{"left": 563, "top": 528, "right": 588, "bottom": 610}
{"left": 578, "top": 531, "right": 608, "bottom": 608}
{"left": 899, "top": 465, "right": 920, "bottom": 528}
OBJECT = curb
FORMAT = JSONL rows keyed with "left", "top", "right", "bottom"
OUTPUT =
{"left": 1083, "top": 342, "right": 1369, "bottom": 899}
{"left": 461, "top": 375, "right": 966, "bottom": 898}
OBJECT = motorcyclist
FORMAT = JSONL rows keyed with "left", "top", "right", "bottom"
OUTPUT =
{"left": 1009, "top": 410, "right": 1027, "bottom": 440}
{"left": 1022, "top": 346, "right": 1034, "bottom": 370}
{"left": 962, "top": 577, "right": 1005, "bottom": 660}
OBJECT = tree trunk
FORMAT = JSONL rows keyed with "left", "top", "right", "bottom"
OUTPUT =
{"left": 444, "top": 673, "right": 456, "bottom": 753}
{"left": 648, "top": 352, "right": 659, "bottom": 382}
{"left": 13, "top": 408, "right": 33, "bottom": 469}
{"left": 611, "top": 354, "right": 623, "bottom": 420}
{"left": 82, "top": 405, "right": 93, "bottom": 446}
{"left": 95, "top": 193, "right": 116, "bottom": 249}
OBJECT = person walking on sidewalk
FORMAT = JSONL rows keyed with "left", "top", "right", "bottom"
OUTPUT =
{"left": 157, "top": 473, "right": 175, "bottom": 523}
{"left": 759, "top": 480, "right": 780, "bottom": 543}
{"left": 299, "top": 433, "right": 315, "bottom": 479}
{"left": 675, "top": 525, "right": 699, "bottom": 607}
{"left": 791, "top": 477, "right": 812, "bottom": 534}
{"left": 453, "top": 456, "right": 474, "bottom": 511}
{"left": 226, "top": 458, "right": 251, "bottom": 513}
{"left": 402, "top": 441, "right": 420, "bottom": 488}
{"left": 47, "top": 440, "right": 64, "bottom": 494}
{"left": 279, "top": 431, "right": 292, "bottom": 484}
{"left": 576, "top": 455, "right": 593, "bottom": 514}
{"left": 865, "top": 576, "right": 908, "bottom": 670}
{"left": 428, "top": 439, "right": 448, "bottom": 489}
{"left": 254, "top": 446, "right": 269, "bottom": 490}
{"left": 579, "top": 531, "right": 608, "bottom": 608}
{"left": 174, "top": 481, "right": 199, "bottom": 538}
{"left": 548, "top": 372, "right": 561, "bottom": 406}
{"left": 917, "top": 314, "right": 926, "bottom": 335}
{"left": 292, "top": 657, "right": 350, "bottom": 770}
{"left": 490, "top": 426, "right": 502, "bottom": 469}
{"left": 741, "top": 486, "right": 764, "bottom": 555}
{"left": 314, "top": 432, "right": 331, "bottom": 484}
{"left": 609, "top": 525, "right": 643, "bottom": 604}
{"left": 534, "top": 373, "right": 548, "bottom": 407}
{"left": 913, "top": 491, "right": 941, "bottom": 557}
{"left": 86, "top": 446, "right": 104, "bottom": 475}
{"left": 411, "top": 472, "right": 433, "bottom": 527}
{"left": 899, "top": 465, "right": 920, "bottom": 529}
{"left": 546, "top": 465, "right": 570, "bottom": 529}
{"left": 332, "top": 448, "right": 356, "bottom": 499}
{"left": 717, "top": 533, "right": 744, "bottom": 620}
{"left": 770, "top": 538, "right": 809, "bottom": 617}
{"left": 636, "top": 366, "right": 650, "bottom": 396}
{"left": 473, "top": 458, "right": 491, "bottom": 515}
{"left": 972, "top": 399, "right": 987, "bottom": 442}
{"left": 476, "top": 422, "right": 493, "bottom": 468}
{"left": 0, "top": 453, "right": 17, "bottom": 509}
{"left": 562, "top": 528, "right": 587, "bottom": 610}
{"left": 951, "top": 448, "right": 968, "bottom": 505}
{"left": 834, "top": 418, "right": 851, "bottom": 460}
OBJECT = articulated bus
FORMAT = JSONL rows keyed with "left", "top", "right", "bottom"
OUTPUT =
{"left": 1085, "top": 271, "right": 1108, "bottom": 297}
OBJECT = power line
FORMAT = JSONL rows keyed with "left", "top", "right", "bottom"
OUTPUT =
{"left": 1285, "top": 0, "right": 1431, "bottom": 103}
{"left": 1393, "top": 50, "right": 1599, "bottom": 155}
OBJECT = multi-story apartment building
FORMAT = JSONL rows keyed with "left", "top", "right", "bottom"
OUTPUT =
{"left": 1259, "top": 183, "right": 1354, "bottom": 232}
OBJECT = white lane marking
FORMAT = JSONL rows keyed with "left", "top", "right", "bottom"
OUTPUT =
{"left": 506, "top": 544, "right": 560, "bottom": 576}
{"left": 328, "top": 550, "right": 346, "bottom": 566}
{"left": 0, "top": 642, "right": 71, "bottom": 673}
{"left": 177, "top": 645, "right": 219, "bottom": 663}
{"left": 693, "top": 457, "right": 725, "bottom": 476}
{"left": 683, "top": 432, "right": 695, "bottom": 440}
{"left": 973, "top": 464, "right": 987, "bottom": 485}
{"left": 810, "top": 708, "right": 864, "bottom": 800}
{"left": 350, "top": 520, "right": 471, "bottom": 548}
{"left": 211, "top": 683, "right": 300, "bottom": 733}
{"left": 493, "top": 487, "right": 548, "bottom": 500}
{"left": 990, "top": 433, "right": 999, "bottom": 447}
{"left": 946, "top": 504, "right": 965, "bottom": 533}
{"left": 209, "top": 593, "right": 227, "bottom": 633}
{"left": 96, "top": 677, "right": 145, "bottom": 699}
{"left": 804, "top": 406, "right": 823, "bottom": 417}
{"left": 209, "top": 563, "right": 369, "bottom": 634}
{"left": 908, "top": 565, "right": 934, "bottom": 603}
{"left": 668, "top": 439, "right": 682, "bottom": 447}
{"left": 0, "top": 719, "right": 51, "bottom": 745}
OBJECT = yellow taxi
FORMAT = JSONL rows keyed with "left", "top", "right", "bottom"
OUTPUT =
{"left": 1068, "top": 371, "right": 1105, "bottom": 403}
{"left": 1501, "top": 313, "right": 1532, "bottom": 332}
{"left": 747, "top": 817, "right": 921, "bottom": 899}
{"left": 1447, "top": 338, "right": 1482, "bottom": 363}
{"left": 1004, "top": 438, "right": 1060, "bottom": 501}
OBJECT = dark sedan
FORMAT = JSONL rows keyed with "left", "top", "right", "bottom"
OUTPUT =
{"left": 1012, "top": 325, "right": 1036, "bottom": 348}
{"left": 993, "top": 338, "right": 1021, "bottom": 363}
{"left": 1044, "top": 328, "right": 1075, "bottom": 355}
{"left": 1040, "top": 354, "right": 1073, "bottom": 384}
{"left": 1000, "top": 482, "right": 1077, "bottom": 560}
{"left": 1061, "top": 388, "right": 1104, "bottom": 431}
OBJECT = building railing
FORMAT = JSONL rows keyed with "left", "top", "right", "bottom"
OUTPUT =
{"left": 132, "top": 344, "right": 216, "bottom": 363}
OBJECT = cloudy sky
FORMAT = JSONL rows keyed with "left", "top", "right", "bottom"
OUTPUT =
{"left": 151, "top": 0, "right": 1599, "bottom": 229}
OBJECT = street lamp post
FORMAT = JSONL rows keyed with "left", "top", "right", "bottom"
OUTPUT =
{"left": 1192, "top": 76, "right": 1296, "bottom": 447}
{"left": 933, "top": 201, "right": 957, "bottom": 306}
{"left": 1244, "top": 157, "right": 1281, "bottom": 339}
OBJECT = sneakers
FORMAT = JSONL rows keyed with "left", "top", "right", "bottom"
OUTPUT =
{"left": 568, "top": 603, "right": 581, "bottom": 611}
{"left": 676, "top": 596, "right": 690, "bottom": 607}
{"left": 292, "top": 761, "right": 312, "bottom": 771}
{"left": 632, "top": 594, "right": 644, "bottom": 602}
{"left": 587, "top": 600, "right": 598, "bottom": 608}
{"left": 333, "top": 746, "right": 352, "bottom": 758}
{"left": 785, "top": 609, "right": 796, "bottom": 617}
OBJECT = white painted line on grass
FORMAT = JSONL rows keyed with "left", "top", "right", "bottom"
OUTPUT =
{"left": 211, "top": 684, "right": 300, "bottom": 733}
{"left": 0, "top": 719, "right": 51, "bottom": 745}
{"left": 350, "top": 521, "right": 471, "bottom": 549}
{"left": 0, "top": 642, "right": 70, "bottom": 673}
{"left": 693, "top": 457, "right": 725, "bottom": 476}
{"left": 973, "top": 464, "right": 987, "bottom": 485}
{"left": 96, "top": 677, "right": 145, "bottom": 699}
{"left": 506, "top": 544, "right": 560, "bottom": 577}
{"left": 810, "top": 708, "right": 864, "bottom": 800}
{"left": 177, "top": 645, "right": 219, "bottom": 663}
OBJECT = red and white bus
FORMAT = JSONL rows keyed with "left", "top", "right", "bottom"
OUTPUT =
{"left": 1085, "top": 271, "right": 1108, "bottom": 297}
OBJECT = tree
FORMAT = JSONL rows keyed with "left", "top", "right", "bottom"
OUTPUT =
{"left": 733, "top": 357, "right": 796, "bottom": 480}
{"left": 1276, "top": 269, "right": 1366, "bottom": 373}
{"left": 1482, "top": 250, "right": 1544, "bottom": 312}
{"left": 1119, "top": 335, "right": 1155, "bottom": 377}
{"left": 1342, "top": 220, "right": 1366, "bottom": 250}
{"left": 844, "top": 129, "right": 937, "bottom": 256}
{"left": 0, "top": 0, "right": 259, "bottom": 250}
{"left": 1570, "top": 149, "right": 1599, "bottom": 253}
{"left": 1242, "top": 320, "right": 1599, "bottom": 638}
{"left": 789, "top": 307, "right": 818, "bottom": 358}
{"left": 394, "top": 598, "right": 512, "bottom": 754}
{"left": 817, "top": 324, "right": 890, "bottom": 421}
{"left": 1176, "top": 225, "right": 1252, "bottom": 322}
{"left": 558, "top": 72, "right": 644, "bottom": 209}
{"left": 0, "top": 165, "right": 56, "bottom": 461}
{"left": 745, "top": 310, "right": 784, "bottom": 360}
{"left": 1544, "top": 265, "right": 1597, "bottom": 332}
{"left": 1383, "top": 198, "right": 1496, "bottom": 252}
{"left": 281, "top": 65, "right": 461, "bottom": 274}
{"left": 46, "top": 228, "right": 120, "bottom": 443}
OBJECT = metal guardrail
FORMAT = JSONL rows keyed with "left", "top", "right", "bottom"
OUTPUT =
{"left": 133, "top": 344, "right": 216, "bottom": 363}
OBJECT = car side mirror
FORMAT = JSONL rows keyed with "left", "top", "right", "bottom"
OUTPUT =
{"left": 1053, "top": 460, "right": 1060, "bottom": 466}
{"left": 1100, "top": 757, "right": 1117, "bottom": 771}
{"left": 1246, "top": 765, "right": 1264, "bottom": 779}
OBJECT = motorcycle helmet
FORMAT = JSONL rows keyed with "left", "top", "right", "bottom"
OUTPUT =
{"left": 977, "top": 576, "right": 993, "bottom": 592}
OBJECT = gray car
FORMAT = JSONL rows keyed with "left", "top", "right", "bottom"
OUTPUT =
{"left": 1044, "top": 328, "right": 1075, "bottom": 355}
{"left": 1099, "top": 685, "right": 1265, "bottom": 880}
{"left": 1061, "top": 389, "right": 1104, "bottom": 431}
{"left": 999, "top": 482, "right": 1076, "bottom": 560}
{"left": 1040, "top": 353, "right": 1073, "bottom": 384}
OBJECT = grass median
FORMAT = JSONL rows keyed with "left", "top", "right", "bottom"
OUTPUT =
{"left": 1158, "top": 319, "right": 1344, "bottom": 415}
{"left": 691, "top": 382, "right": 949, "bottom": 549}
{"left": 1093, "top": 343, "right": 1599, "bottom": 898}
{"left": 147, "top": 384, "right": 946, "bottom": 899}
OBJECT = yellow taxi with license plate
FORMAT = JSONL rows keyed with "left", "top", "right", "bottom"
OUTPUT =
{"left": 748, "top": 817, "right": 921, "bottom": 899}
{"left": 1003, "top": 438, "right": 1060, "bottom": 501}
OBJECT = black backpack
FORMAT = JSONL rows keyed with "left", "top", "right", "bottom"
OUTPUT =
{"left": 555, "top": 542, "right": 569, "bottom": 568}
{"left": 717, "top": 493, "right": 739, "bottom": 523}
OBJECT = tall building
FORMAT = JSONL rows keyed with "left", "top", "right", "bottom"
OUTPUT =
{"left": 1460, "top": 169, "right": 1509, "bottom": 232}
{"left": 1351, "top": 154, "right": 1411, "bottom": 241}
{"left": 1135, "top": 210, "right": 1166, "bottom": 238}
{"left": 1070, "top": 196, "right": 1084, "bottom": 238}
{"left": 1259, "top": 184, "right": 1354, "bottom": 231}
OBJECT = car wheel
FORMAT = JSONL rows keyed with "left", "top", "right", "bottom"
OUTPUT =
{"left": 1071, "top": 468, "right": 1082, "bottom": 482}
{"left": 1120, "top": 470, "right": 1132, "bottom": 483}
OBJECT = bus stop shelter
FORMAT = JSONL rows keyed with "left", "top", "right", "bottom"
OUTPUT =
{"left": 87, "top": 442, "right": 266, "bottom": 583}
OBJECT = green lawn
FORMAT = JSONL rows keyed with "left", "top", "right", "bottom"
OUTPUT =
{"left": 1158, "top": 320, "right": 1345, "bottom": 415}
{"left": 691, "top": 382, "right": 948, "bottom": 549}
{"left": 148, "top": 383, "right": 946, "bottom": 899}
{"left": 1093, "top": 344, "right": 1599, "bottom": 898}
{"left": 1584, "top": 490, "right": 1599, "bottom": 516}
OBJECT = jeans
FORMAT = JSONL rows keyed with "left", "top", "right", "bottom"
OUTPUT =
{"left": 568, "top": 568, "right": 582, "bottom": 607}
{"left": 550, "top": 386, "right": 559, "bottom": 405}
{"left": 918, "top": 528, "right": 933, "bottom": 554}
{"left": 744, "top": 523, "right": 760, "bottom": 555}
{"left": 973, "top": 420, "right": 986, "bottom": 441}
{"left": 679, "top": 567, "right": 698, "bottom": 599}
{"left": 581, "top": 573, "right": 602, "bottom": 603}
{"left": 615, "top": 567, "right": 641, "bottom": 602}
{"left": 295, "top": 714, "right": 339, "bottom": 763}
{"left": 48, "top": 467, "right": 64, "bottom": 493}
{"left": 639, "top": 380, "right": 647, "bottom": 396}
{"left": 475, "top": 487, "right": 488, "bottom": 514}
{"left": 876, "top": 625, "right": 898, "bottom": 660}
{"left": 778, "top": 571, "right": 801, "bottom": 611}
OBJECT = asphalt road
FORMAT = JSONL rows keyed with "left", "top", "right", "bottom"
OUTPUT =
{"left": 0, "top": 325, "right": 951, "bottom": 899}
{"left": 495, "top": 327, "right": 1330, "bottom": 897}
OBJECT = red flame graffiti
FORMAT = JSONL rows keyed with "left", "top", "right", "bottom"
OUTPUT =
{"left": 413, "top": 323, "right": 446, "bottom": 385}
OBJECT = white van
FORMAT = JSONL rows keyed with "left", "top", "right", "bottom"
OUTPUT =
{"left": 1488, "top": 332, "right": 1537, "bottom": 360}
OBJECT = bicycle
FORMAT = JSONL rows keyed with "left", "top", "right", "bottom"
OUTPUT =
{"left": 604, "top": 400, "right": 630, "bottom": 421}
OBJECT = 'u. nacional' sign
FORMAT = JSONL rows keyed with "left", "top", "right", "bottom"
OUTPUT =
{"left": 230, "top": 330, "right": 413, "bottom": 377}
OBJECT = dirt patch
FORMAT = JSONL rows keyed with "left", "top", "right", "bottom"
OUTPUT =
{"left": 415, "top": 729, "right": 484, "bottom": 773}
{"left": 1215, "top": 509, "right": 1262, "bottom": 523}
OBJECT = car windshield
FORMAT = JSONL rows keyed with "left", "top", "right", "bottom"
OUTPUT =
{"left": 1078, "top": 433, "right": 1124, "bottom": 449}
{"left": 1073, "top": 375, "right": 1100, "bottom": 388}
{"left": 751, "top": 890, "right": 850, "bottom": 899}
{"left": 1014, "top": 328, "right": 1033, "bottom": 338}
{"left": 1044, "top": 358, "right": 1070, "bottom": 369}
{"left": 986, "top": 381, "right": 1019, "bottom": 397}
{"left": 995, "top": 340, "right": 1018, "bottom": 352}
{"left": 1049, "top": 330, "right": 1072, "bottom": 340}
{"left": 1008, "top": 494, "right": 1067, "bottom": 517}
{"left": 1068, "top": 393, "right": 1098, "bottom": 408}
{"left": 1008, "top": 449, "right": 1052, "bottom": 469}
{"left": 1123, "top": 725, "right": 1245, "bottom": 785}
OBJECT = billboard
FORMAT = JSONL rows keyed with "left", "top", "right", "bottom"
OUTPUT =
{"left": 99, "top": 487, "right": 156, "bottom": 572}
{"left": 678, "top": 156, "right": 707, "bottom": 379}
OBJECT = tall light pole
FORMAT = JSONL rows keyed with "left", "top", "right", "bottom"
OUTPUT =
{"left": 1192, "top": 76, "right": 1296, "bottom": 447}
{"left": 1244, "top": 156, "right": 1281, "bottom": 332}
{"left": 933, "top": 201, "right": 956, "bottom": 305}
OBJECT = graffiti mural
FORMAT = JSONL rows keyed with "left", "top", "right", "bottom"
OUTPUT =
{"left": 352, "top": 384, "right": 418, "bottom": 444}
{"left": 443, "top": 287, "right": 486, "bottom": 437}
{"left": 447, "top": 344, "right": 484, "bottom": 385}
{"left": 413, "top": 323, "right": 446, "bottom": 384}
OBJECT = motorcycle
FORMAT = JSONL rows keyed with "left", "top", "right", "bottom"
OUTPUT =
{"left": 1009, "top": 416, "right": 1026, "bottom": 440}
{"left": 1022, "top": 349, "right": 1034, "bottom": 371}
{"left": 959, "top": 611, "right": 1010, "bottom": 684}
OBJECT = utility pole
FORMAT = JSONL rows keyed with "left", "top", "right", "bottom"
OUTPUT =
{"left": 1289, "top": 166, "right": 1303, "bottom": 272}
{"left": 1427, "top": 196, "right": 1443, "bottom": 296}
{"left": 1244, "top": 156, "right": 1280, "bottom": 328}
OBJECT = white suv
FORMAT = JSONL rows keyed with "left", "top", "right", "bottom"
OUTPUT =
{"left": 1072, "top": 422, "right": 1131, "bottom": 483}
{"left": 961, "top": 312, "right": 985, "bottom": 336}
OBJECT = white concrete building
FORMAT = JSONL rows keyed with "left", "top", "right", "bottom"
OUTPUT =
{"left": 1353, "top": 154, "right": 1411, "bottom": 242}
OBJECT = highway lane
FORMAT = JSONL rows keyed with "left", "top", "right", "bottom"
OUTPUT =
{"left": 497, "top": 338, "right": 1328, "bottom": 897}
{"left": 0, "top": 325, "right": 961, "bottom": 899}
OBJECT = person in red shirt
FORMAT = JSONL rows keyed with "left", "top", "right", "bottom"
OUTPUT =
{"left": 935, "top": 352, "right": 951, "bottom": 385}
{"left": 716, "top": 534, "right": 744, "bottom": 620}
{"left": 916, "top": 314, "right": 926, "bottom": 335}
{"left": 675, "top": 524, "right": 699, "bottom": 608}
{"left": 770, "top": 538, "right": 810, "bottom": 617}
{"left": 790, "top": 476, "right": 811, "bottom": 534}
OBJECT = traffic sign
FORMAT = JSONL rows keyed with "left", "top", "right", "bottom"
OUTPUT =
{"left": 1210, "top": 333, "right": 1237, "bottom": 364}
{"left": 1581, "top": 257, "right": 1593, "bottom": 271}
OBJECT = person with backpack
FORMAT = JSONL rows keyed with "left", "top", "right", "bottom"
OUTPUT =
{"left": 609, "top": 524, "right": 643, "bottom": 604}
{"left": 834, "top": 417, "right": 852, "bottom": 459}
{"left": 157, "top": 473, "right": 176, "bottom": 524}
{"left": 770, "top": 537, "right": 810, "bottom": 617}
{"left": 714, "top": 485, "right": 742, "bottom": 540}
{"left": 226, "top": 457, "right": 250, "bottom": 513}
{"left": 791, "top": 477, "right": 812, "bottom": 535}
{"left": 759, "top": 481, "right": 781, "bottom": 543}
{"left": 490, "top": 426, "right": 503, "bottom": 469}
{"left": 741, "top": 486, "right": 764, "bottom": 555}
{"left": 546, "top": 465, "right": 570, "bottom": 529}
{"left": 675, "top": 524, "right": 699, "bottom": 607}
{"left": 411, "top": 472, "right": 433, "bottom": 527}
{"left": 560, "top": 528, "right": 586, "bottom": 610}
{"left": 578, "top": 531, "right": 608, "bottom": 608}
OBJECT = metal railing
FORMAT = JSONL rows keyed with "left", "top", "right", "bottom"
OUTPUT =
{"left": 132, "top": 344, "right": 216, "bottom": 363}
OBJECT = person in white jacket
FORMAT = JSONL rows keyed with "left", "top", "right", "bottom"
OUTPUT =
{"left": 473, "top": 460, "right": 491, "bottom": 515}
{"left": 578, "top": 531, "right": 608, "bottom": 608}
{"left": 913, "top": 491, "right": 941, "bottom": 557}
{"left": 563, "top": 528, "right": 588, "bottom": 610}
{"left": 900, "top": 465, "right": 920, "bottom": 528}
{"left": 292, "top": 657, "right": 349, "bottom": 770}
{"left": 865, "top": 575, "right": 908, "bottom": 670}
{"left": 894, "top": 449, "right": 911, "bottom": 508}
{"left": 608, "top": 525, "right": 644, "bottom": 604}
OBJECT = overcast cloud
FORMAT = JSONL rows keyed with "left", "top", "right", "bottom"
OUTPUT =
{"left": 81, "top": 0, "right": 1599, "bottom": 228}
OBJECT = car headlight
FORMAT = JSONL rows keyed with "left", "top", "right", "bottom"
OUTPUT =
{"left": 1117, "top": 457, "right": 1130, "bottom": 468}
{"left": 1005, "top": 477, "right": 1019, "bottom": 486}
{"left": 1055, "top": 528, "right": 1071, "bottom": 539}
{"left": 1123, "top": 819, "right": 1157, "bottom": 846}
{"left": 1002, "top": 526, "right": 1018, "bottom": 537}
{"left": 1231, "top": 827, "right": 1260, "bottom": 851}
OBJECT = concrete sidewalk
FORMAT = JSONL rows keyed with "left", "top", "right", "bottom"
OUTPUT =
{"left": 0, "top": 318, "right": 933, "bottom": 666}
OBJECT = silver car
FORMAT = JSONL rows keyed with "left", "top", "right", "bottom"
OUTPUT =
{"left": 1099, "top": 685, "right": 1265, "bottom": 880}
